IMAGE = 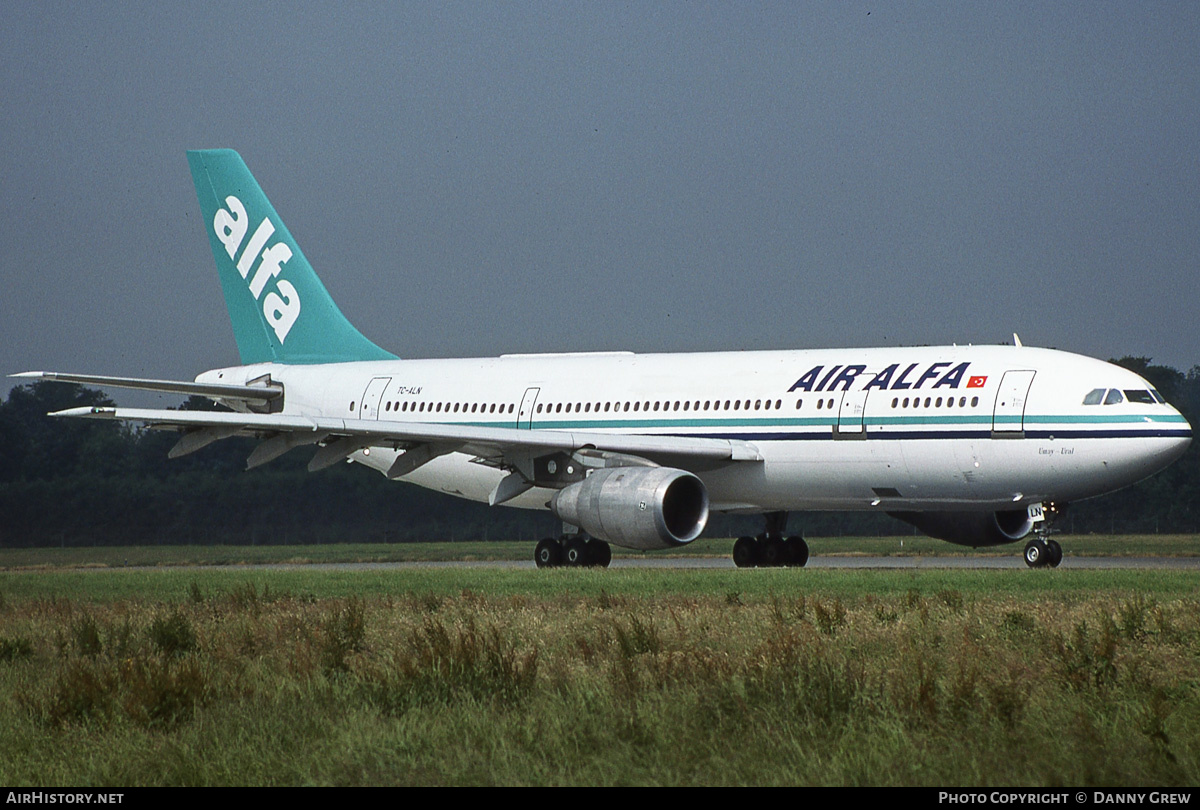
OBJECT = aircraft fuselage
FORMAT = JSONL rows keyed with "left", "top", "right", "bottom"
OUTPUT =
{"left": 197, "top": 344, "right": 1191, "bottom": 516}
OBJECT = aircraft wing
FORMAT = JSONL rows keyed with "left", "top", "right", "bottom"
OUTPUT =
{"left": 50, "top": 406, "right": 763, "bottom": 497}
{"left": 12, "top": 371, "right": 281, "bottom": 405}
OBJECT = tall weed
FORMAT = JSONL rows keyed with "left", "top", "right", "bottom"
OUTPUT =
{"left": 148, "top": 610, "right": 197, "bottom": 656}
{"left": 71, "top": 613, "right": 104, "bottom": 658}
{"left": 321, "top": 598, "right": 366, "bottom": 673}
{"left": 0, "top": 634, "right": 34, "bottom": 663}
{"left": 121, "top": 656, "right": 209, "bottom": 730}
{"left": 365, "top": 616, "right": 538, "bottom": 714}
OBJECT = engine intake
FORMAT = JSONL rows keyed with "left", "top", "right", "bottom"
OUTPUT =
{"left": 550, "top": 467, "right": 709, "bottom": 550}
{"left": 887, "top": 509, "right": 1035, "bottom": 548}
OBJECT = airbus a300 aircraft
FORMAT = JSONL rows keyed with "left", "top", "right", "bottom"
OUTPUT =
{"left": 16, "top": 150, "right": 1193, "bottom": 568}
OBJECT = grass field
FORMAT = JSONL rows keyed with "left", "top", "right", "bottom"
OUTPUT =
{"left": 0, "top": 546, "right": 1198, "bottom": 786}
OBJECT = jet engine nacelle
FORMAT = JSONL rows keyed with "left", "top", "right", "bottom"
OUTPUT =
{"left": 550, "top": 467, "right": 709, "bottom": 550}
{"left": 887, "top": 509, "right": 1035, "bottom": 548}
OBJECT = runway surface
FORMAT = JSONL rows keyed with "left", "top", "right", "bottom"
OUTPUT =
{"left": 239, "top": 555, "right": 1200, "bottom": 572}
{"left": 8, "top": 555, "right": 1198, "bottom": 574}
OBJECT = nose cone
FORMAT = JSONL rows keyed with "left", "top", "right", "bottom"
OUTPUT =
{"left": 1141, "top": 405, "right": 1193, "bottom": 479}
{"left": 1166, "top": 409, "right": 1193, "bottom": 464}
{"left": 1096, "top": 405, "right": 1192, "bottom": 497}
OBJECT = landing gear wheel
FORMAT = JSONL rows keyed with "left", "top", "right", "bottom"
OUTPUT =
{"left": 564, "top": 536, "right": 590, "bottom": 567}
{"left": 1023, "top": 538, "right": 1048, "bottom": 568}
{"left": 588, "top": 540, "right": 612, "bottom": 568}
{"left": 786, "top": 536, "right": 810, "bottom": 568}
{"left": 1046, "top": 539, "right": 1063, "bottom": 568}
{"left": 761, "top": 537, "right": 787, "bottom": 567}
{"left": 535, "top": 537, "right": 562, "bottom": 568}
{"left": 733, "top": 536, "right": 758, "bottom": 568}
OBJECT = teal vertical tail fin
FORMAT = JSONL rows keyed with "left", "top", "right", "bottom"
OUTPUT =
{"left": 187, "top": 149, "right": 397, "bottom": 364}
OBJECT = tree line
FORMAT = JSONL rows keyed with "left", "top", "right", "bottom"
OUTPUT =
{"left": 1, "top": 356, "right": 1197, "bottom": 548}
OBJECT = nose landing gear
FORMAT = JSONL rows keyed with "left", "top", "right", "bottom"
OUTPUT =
{"left": 1023, "top": 502, "right": 1066, "bottom": 568}
{"left": 1023, "top": 536, "right": 1063, "bottom": 568}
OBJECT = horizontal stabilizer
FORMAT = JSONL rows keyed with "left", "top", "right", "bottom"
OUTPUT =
{"left": 12, "top": 371, "right": 281, "bottom": 403}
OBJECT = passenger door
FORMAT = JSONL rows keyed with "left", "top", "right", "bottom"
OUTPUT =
{"left": 359, "top": 377, "right": 391, "bottom": 420}
{"left": 992, "top": 371, "right": 1035, "bottom": 436}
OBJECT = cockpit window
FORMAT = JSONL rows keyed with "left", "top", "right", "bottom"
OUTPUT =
{"left": 1124, "top": 389, "right": 1155, "bottom": 404}
{"left": 1151, "top": 390, "right": 1166, "bottom": 404}
{"left": 1103, "top": 388, "right": 1125, "bottom": 405}
{"left": 1082, "top": 388, "right": 1105, "bottom": 405}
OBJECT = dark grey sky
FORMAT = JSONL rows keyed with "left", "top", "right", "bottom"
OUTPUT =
{"left": 4, "top": 2, "right": 1199, "bottom": 402}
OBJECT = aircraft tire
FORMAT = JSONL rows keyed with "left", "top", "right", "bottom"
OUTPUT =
{"left": 732, "top": 536, "right": 758, "bottom": 568}
{"left": 535, "top": 537, "right": 562, "bottom": 568}
{"left": 589, "top": 540, "right": 612, "bottom": 568}
{"left": 1046, "top": 539, "right": 1063, "bottom": 568}
{"left": 787, "top": 536, "right": 810, "bottom": 568}
{"left": 564, "top": 536, "right": 589, "bottom": 567}
{"left": 1023, "top": 538, "right": 1048, "bottom": 568}
{"left": 761, "top": 537, "right": 786, "bottom": 567}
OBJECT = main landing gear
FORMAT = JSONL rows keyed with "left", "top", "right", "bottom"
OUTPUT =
{"left": 534, "top": 534, "right": 612, "bottom": 568}
{"left": 732, "top": 511, "right": 810, "bottom": 568}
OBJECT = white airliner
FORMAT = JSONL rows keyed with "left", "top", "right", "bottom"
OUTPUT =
{"left": 14, "top": 150, "right": 1192, "bottom": 568}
